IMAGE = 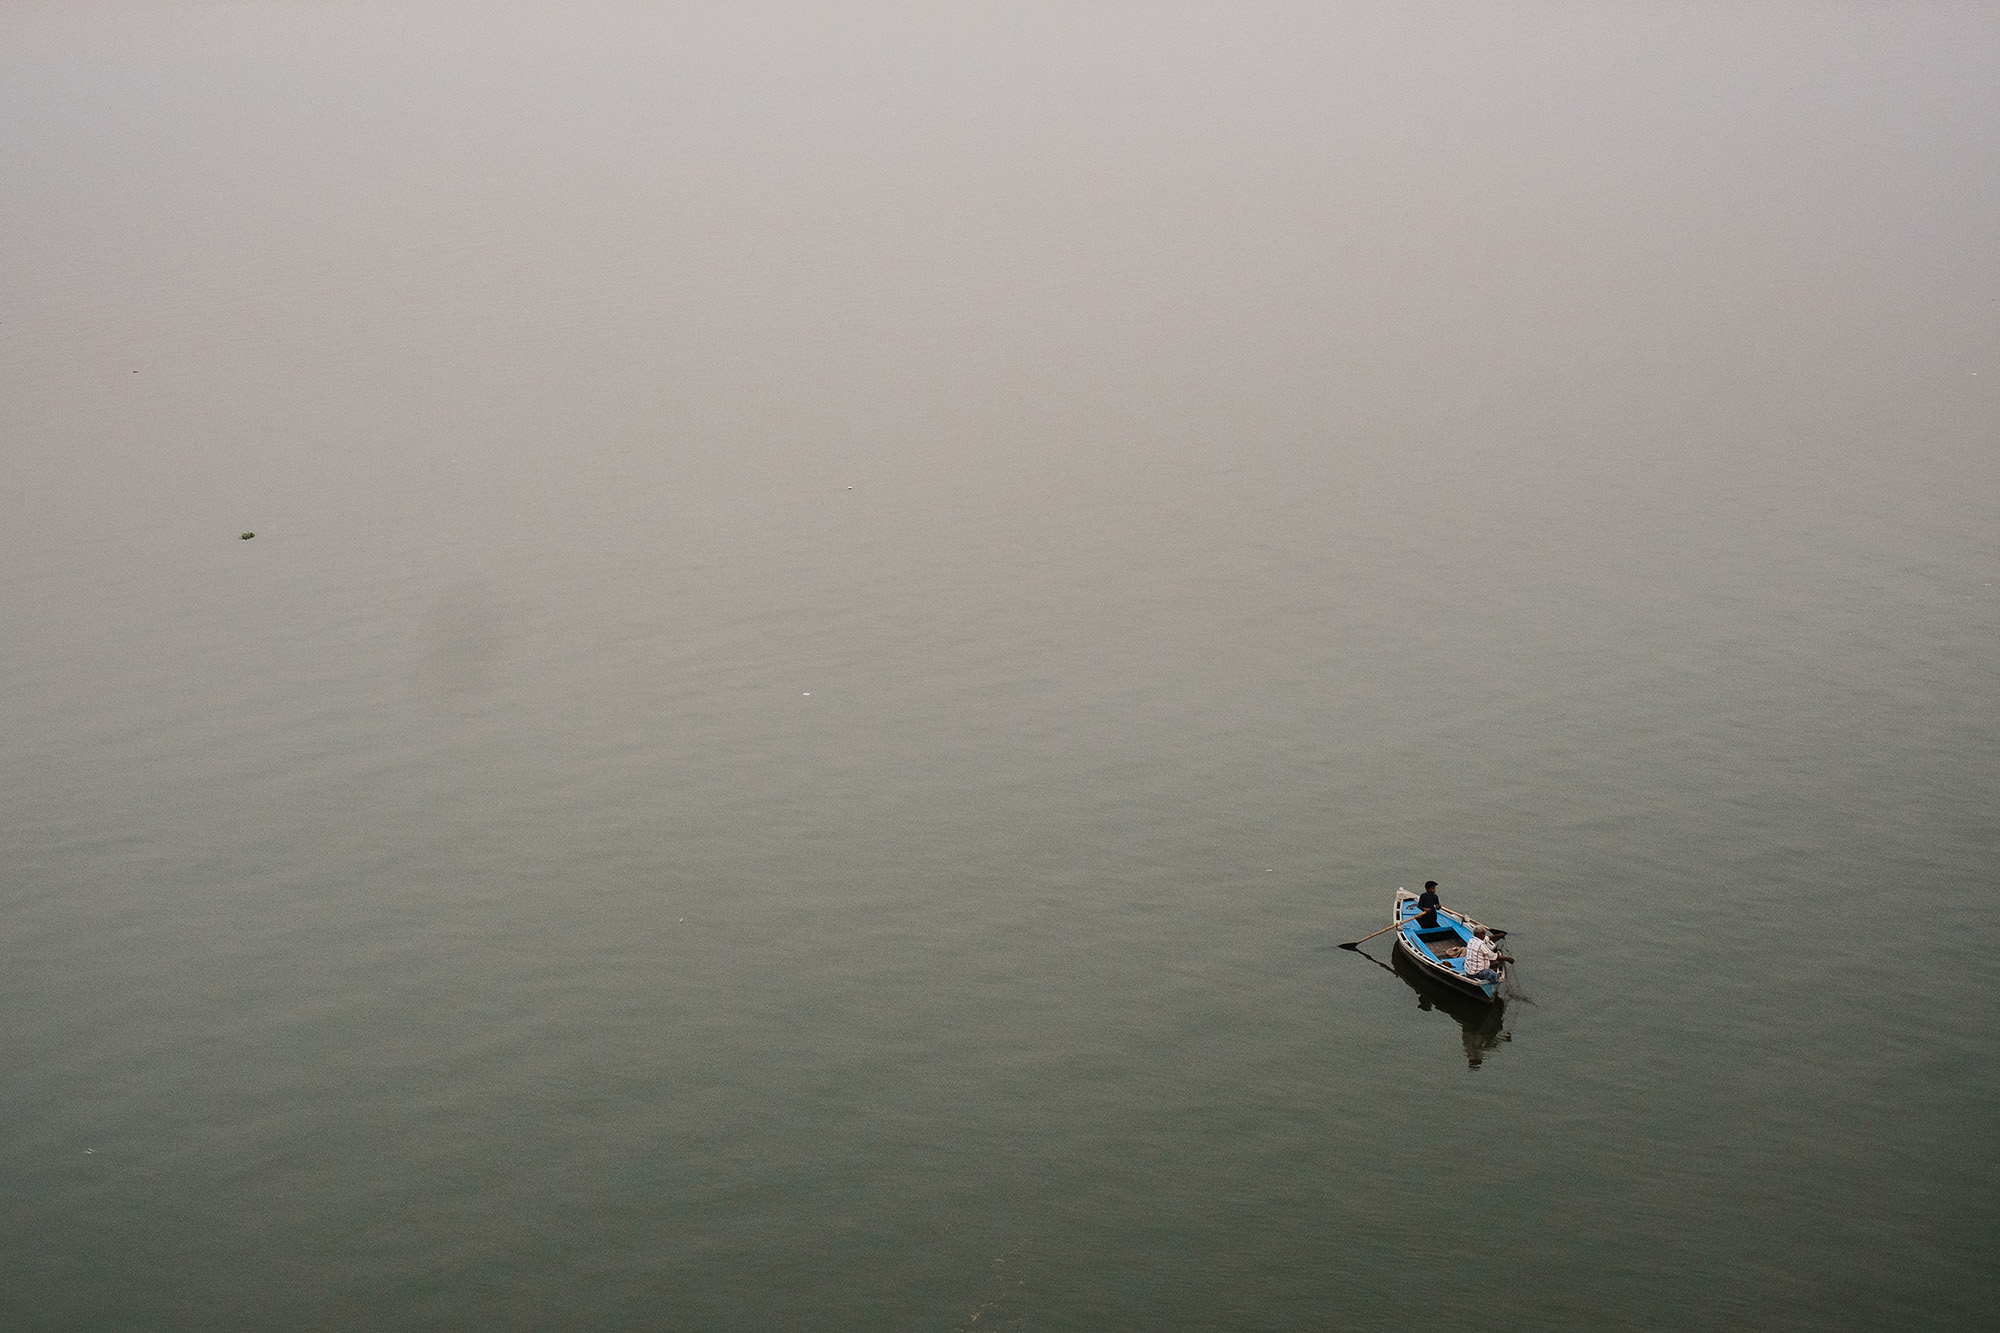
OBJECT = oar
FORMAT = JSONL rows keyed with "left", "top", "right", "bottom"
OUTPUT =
{"left": 1338, "top": 917, "right": 1419, "bottom": 950}
{"left": 1436, "top": 907, "right": 1508, "bottom": 941}
{"left": 1341, "top": 907, "right": 1510, "bottom": 950}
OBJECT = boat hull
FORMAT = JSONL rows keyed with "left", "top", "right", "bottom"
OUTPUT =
{"left": 1390, "top": 889, "right": 1503, "bottom": 1003}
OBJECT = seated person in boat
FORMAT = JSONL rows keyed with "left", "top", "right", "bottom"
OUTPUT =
{"left": 1416, "top": 881, "right": 1442, "bottom": 928}
{"left": 1462, "top": 927, "right": 1513, "bottom": 983}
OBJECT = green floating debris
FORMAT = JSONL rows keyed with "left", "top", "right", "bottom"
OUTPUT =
{"left": 241, "top": 532, "right": 255, "bottom": 540}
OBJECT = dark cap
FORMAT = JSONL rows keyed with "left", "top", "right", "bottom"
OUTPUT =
{"left": 1424, "top": 881, "right": 1437, "bottom": 889}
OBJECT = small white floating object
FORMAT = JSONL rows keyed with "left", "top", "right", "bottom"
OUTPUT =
{"left": 803, "top": 692, "right": 811, "bottom": 696}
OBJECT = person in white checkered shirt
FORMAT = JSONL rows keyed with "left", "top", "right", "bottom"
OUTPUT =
{"left": 1463, "top": 927, "right": 1512, "bottom": 983}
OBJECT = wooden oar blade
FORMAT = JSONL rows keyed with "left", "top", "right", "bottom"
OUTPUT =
{"left": 1338, "top": 917, "right": 1407, "bottom": 950}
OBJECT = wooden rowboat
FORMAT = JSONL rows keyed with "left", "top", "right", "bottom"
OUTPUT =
{"left": 1390, "top": 887, "right": 1506, "bottom": 1003}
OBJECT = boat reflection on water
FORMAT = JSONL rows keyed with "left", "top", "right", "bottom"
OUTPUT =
{"left": 1349, "top": 942, "right": 1512, "bottom": 1069}
{"left": 1391, "top": 946, "right": 1511, "bottom": 1069}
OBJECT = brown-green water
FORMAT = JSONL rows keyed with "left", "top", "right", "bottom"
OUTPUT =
{"left": 3, "top": 5, "right": 1996, "bottom": 1328}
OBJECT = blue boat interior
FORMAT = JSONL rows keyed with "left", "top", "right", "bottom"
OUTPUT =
{"left": 1413, "top": 928, "right": 1466, "bottom": 955}
{"left": 1397, "top": 904, "right": 1475, "bottom": 971}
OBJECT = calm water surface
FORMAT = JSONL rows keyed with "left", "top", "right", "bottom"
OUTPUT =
{"left": 3, "top": 5, "right": 1997, "bottom": 1328}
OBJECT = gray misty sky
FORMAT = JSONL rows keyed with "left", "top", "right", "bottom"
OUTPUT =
{"left": 2, "top": 1, "right": 1994, "bottom": 582}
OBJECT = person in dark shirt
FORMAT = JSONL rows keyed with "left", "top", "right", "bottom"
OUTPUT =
{"left": 1416, "top": 881, "right": 1441, "bottom": 929}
